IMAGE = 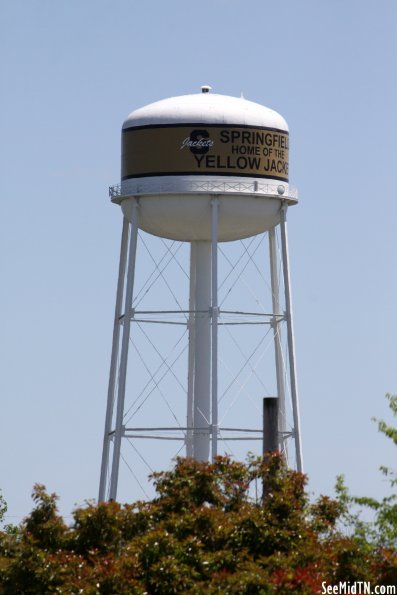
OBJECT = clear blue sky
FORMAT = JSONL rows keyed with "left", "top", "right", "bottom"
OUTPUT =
{"left": 1, "top": 0, "right": 397, "bottom": 521}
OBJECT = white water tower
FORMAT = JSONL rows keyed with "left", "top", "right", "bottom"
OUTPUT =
{"left": 99, "top": 86, "right": 302, "bottom": 502}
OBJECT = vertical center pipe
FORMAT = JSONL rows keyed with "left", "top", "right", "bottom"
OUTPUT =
{"left": 211, "top": 197, "right": 219, "bottom": 461}
{"left": 186, "top": 243, "right": 197, "bottom": 458}
{"left": 192, "top": 241, "right": 211, "bottom": 461}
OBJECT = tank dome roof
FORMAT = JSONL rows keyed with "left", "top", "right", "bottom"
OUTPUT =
{"left": 122, "top": 91, "right": 288, "bottom": 131}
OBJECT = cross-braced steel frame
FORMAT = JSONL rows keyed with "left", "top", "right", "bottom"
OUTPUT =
{"left": 98, "top": 197, "right": 303, "bottom": 502}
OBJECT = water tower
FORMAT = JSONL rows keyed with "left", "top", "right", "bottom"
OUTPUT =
{"left": 99, "top": 86, "right": 302, "bottom": 502}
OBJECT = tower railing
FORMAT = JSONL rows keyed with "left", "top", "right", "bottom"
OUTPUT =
{"left": 109, "top": 181, "right": 299, "bottom": 200}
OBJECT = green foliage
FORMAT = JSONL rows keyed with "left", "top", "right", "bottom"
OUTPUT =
{"left": 24, "top": 484, "right": 68, "bottom": 550}
{"left": 0, "top": 493, "right": 6, "bottom": 527}
{"left": 2, "top": 395, "right": 397, "bottom": 591}
{"left": 373, "top": 393, "right": 397, "bottom": 487}
{"left": 0, "top": 492, "right": 17, "bottom": 537}
{"left": 1, "top": 453, "right": 397, "bottom": 593}
{"left": 331, "top": 394, "right": 397, "bottom": 551}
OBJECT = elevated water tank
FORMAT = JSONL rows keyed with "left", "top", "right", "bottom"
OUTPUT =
{"left": 110, "top": 87, "right": 297, "bottom": 241}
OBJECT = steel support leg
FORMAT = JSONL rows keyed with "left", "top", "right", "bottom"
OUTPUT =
{"left": 279, "top": 204, "right": 303, "bottom": 472}
{"left": 98, "top": 218, "right": 130, "bottom": 502}
{"left": 268, "top": 228, "right": 287, "bottom": 455}
{"left": 109, "top": 200, "right": 139, "bottom": 500}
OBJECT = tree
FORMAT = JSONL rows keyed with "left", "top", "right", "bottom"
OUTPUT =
{"left": 1, "top": 452, "right": 396, "bottom": 594}
{"left": 0, "top": 491, "right": 17, "bottom": 537}
{"left": 335, "top": 394, "right": 397, "bottom": 550}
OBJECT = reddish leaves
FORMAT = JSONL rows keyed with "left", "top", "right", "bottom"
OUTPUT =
{"left": 0, "top": 455, "right": 396, "bottom": 593}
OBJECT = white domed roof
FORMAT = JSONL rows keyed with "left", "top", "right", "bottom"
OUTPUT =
{"left": 122, "top": 91, "right": 288, "bottom": 131}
